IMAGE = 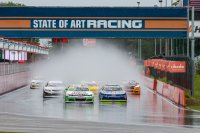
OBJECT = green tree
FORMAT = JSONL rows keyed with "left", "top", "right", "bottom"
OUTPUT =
{"left": 0, "top": 1, "right": 25, "bottom": 6}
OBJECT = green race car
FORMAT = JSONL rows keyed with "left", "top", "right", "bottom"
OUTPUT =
{"left": 64, "top": 85, "right": 94, "bottom": 103}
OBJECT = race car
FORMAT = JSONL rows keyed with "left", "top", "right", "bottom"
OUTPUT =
{"left": 30, "top": 80, "right": 44, "bottom": 89}
{"left": 124, "top": 80, "right": 141, "bottom": 95}
{"left": 43, "top": 81, "right": 66, "bottom": 98}
{"left": 64, "top": 85, "right": 94, "bottom": 103}
{"left": 81, "top": 81, "right": 98, "bottom": 94}
{"left": 99, "top": 85, "right": 127, "bottom": 102}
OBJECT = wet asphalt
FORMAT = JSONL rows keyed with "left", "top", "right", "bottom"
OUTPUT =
{"left": 0, "top": 84, "right": 200, "bottom": 128}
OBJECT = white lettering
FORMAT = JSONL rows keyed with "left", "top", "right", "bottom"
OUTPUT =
{"left": 87, "top": 20, "right": 96, "bottom": 28}
{"left": 122, "top": 20, "right": 131, "bottom": 28}
{"left": 81, "top": 20, "right": 86, "bottom": 28}
{"left": 76, "top": 20, "right": 81, "bottom": 28}
{"left": 52, "top": 20, "right": 56, "bottom": 28}
{"left": 108, "top": 20, "right": 117, "bottom": 28}
{"left": 33, "top": 20, "right": 57, "bottom": 28}
{"left": 97, "top": 20, "right": 107, "bottom": 28}
{"left": 33, "top": 20, "right": 38, "bottom": 28}
{"left": 132, "top": 20, "right": 143, "bottom": 28}
{"left": 59, "top": 20, "right": 68, "bottom": 28}
{"left": 70, "top": 20, "right": 76, "bottom": 28}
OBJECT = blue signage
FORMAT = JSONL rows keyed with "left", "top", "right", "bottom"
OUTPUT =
{"left": 0, "top": 7, "right": 188, "bottom": 38}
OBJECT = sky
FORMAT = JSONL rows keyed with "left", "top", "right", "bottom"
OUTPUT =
{"left": 0, "top": 0, "right": 173, "bottom": 7}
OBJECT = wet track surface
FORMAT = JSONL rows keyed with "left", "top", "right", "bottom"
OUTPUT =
{"left": 0, "top": 85, "right": 200, "bottom": 128}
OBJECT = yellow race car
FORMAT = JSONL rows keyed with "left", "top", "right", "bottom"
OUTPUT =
{"left": 124, "top": 80, "right": 141, "bottom": 95}
{"left": 81, "top": 81, "right": 98, "bottom": 94}
{"left": 132, "top": 85, "right": 141, "bottom": 95}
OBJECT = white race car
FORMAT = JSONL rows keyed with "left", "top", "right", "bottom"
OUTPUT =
{"left": 43, "top": 81, "right": 66, "bottom": 98}
{"left": 30, "top": 80, "right": 44, "bottom": 89}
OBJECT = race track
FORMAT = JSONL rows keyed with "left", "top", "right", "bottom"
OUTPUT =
{"left": 0, "top": 84, "right": 200, "bottom": 130}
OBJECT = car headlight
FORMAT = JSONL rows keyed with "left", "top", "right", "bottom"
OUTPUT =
{"left": 100, "top": 92, "right": 106, "bottom": 95}
{"left": 100, "top": 93, "right": 107, "bottom": 97}
{"left": 44, "top": 88, "right": 52, "bottom": 92}
{"left": 135, "top": 85, "right": 140, "bottom": 88}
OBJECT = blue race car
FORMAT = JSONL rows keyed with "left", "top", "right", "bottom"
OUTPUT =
{"left": 99, "top": 85, "right": 127, "bottom": 102}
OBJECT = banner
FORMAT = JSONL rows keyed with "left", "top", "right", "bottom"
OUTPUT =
{"left": 189, "top": 21, "right": 200, "bottom": 38}
{"left": 157, "top": 59, "right": 163, "bottom": 70}
{"left": 154, "top": 59, "right": 159, "bottom": 69}
{"left": 0, "top": 7, "right": 187, "bottom": 38}
{"left": 144, "top": 59, "right": 186, "bottom": 73}
{"left": 190, "top": 0, "right": 200, "bottom": 11}
{"left": 168, "top": 61, "right": 186, "bottom": 73}
{"left": 161, "top": 60, "right": 167, "bottom": 71}
{"left": 83, "top": 39, "right": 96, "bottom": 47}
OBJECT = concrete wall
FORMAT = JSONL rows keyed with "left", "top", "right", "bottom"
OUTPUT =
{"left": 0, "top": 71, "right": 30, "bottom": 95}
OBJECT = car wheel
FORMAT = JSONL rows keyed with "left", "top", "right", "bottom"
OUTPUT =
{"left": 43, "top": 92, "right": 46, "bottom": 98}
{"left": 99, "top": 94, "right": 103, "bottom": 100}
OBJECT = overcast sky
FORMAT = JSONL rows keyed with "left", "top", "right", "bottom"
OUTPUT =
{"left": 0, "top": 0, "right": 173, "bottom": 7}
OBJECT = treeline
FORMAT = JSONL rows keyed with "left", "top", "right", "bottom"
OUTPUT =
{"left": 0, "top": 1, "right": 25, "bottom": 6}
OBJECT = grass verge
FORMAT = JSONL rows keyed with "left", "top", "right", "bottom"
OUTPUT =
{"left": 187, "top": 74, "right": 200, "bottom": 110}
{"left": 0, "top": 131, "right": 18, "bottom": 133}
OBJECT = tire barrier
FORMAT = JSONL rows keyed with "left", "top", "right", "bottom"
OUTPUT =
{"left": 145, "top": 77, "right": 186, "bottom": 107}
{"left": 0, "top": 71, "right": 30, "bottom": 95}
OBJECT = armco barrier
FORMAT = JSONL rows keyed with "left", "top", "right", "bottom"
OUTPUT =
{"left": 144, "top": 77, "right": 154, "bottom": 90}
{"left": 169, "top": 85, "right": 175, "bottom": 101}
{"left": 0, "top": 71, "right": 30, "bottom": 95}
{"left": 156, "top": 80, "right": 163, "bottom": 95}
{"left": 145, "top": 76, "right": 186, "bottom": 107}
{"left": 179, "top": 89, "right": 186, "bottom": 107}
{"left": 173, "top": 87, "right": 180, "bottom": 105}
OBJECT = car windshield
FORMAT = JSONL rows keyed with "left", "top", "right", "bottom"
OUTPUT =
{"left": 47, "top": 83, "right": 64, "bottom": 87}
{"left": 129, "top": 81, "right": 137, "bottom": 86}
{"left": 68, "top": 87, "right": 75, "bottom": 91}
{"left": 87, "top": 83, "right": 97, "bottom": 87}
{"left": 103, "top": 86, "right": 122, "bottom": 91}
{"left": 32, "top": 80, "right": 42, "bottom": 83}
{"left": 75, "top": 87, "right": 89, "bottom": 91}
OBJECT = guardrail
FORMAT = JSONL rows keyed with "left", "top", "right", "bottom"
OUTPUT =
{"left": 144, "top": 77, "right": 186, "bottom": 107}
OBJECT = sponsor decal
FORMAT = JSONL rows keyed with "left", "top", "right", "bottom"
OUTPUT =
{"left": 168, "top": 61, "right": 186, "bottom": 73}
{"left": 190, "top": 0, "right": 200, "bottom": 11}
{"left": 83, "top": 39, "right": 96, "bottom": 47}
{"left": 189, "top": 21, "right": 200, "bottom": 38}
{"left": 145, "top": 59, "right": 186, "bottom": 73}
{"left": 32, "top": 19, "right": 143, "bottom": 29}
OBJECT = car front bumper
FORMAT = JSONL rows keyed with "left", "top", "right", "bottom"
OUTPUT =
{"left": 30, "top": 84, "right": 42, "bottom": 89}
{"left": 65, "top": 96, "right": 94, "bottom": 102}
{"left": 43, "top": 90, "right": 63, "bottom": 97}
{"left": 99, "top": 94, "right": 127, "bottom": 102}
